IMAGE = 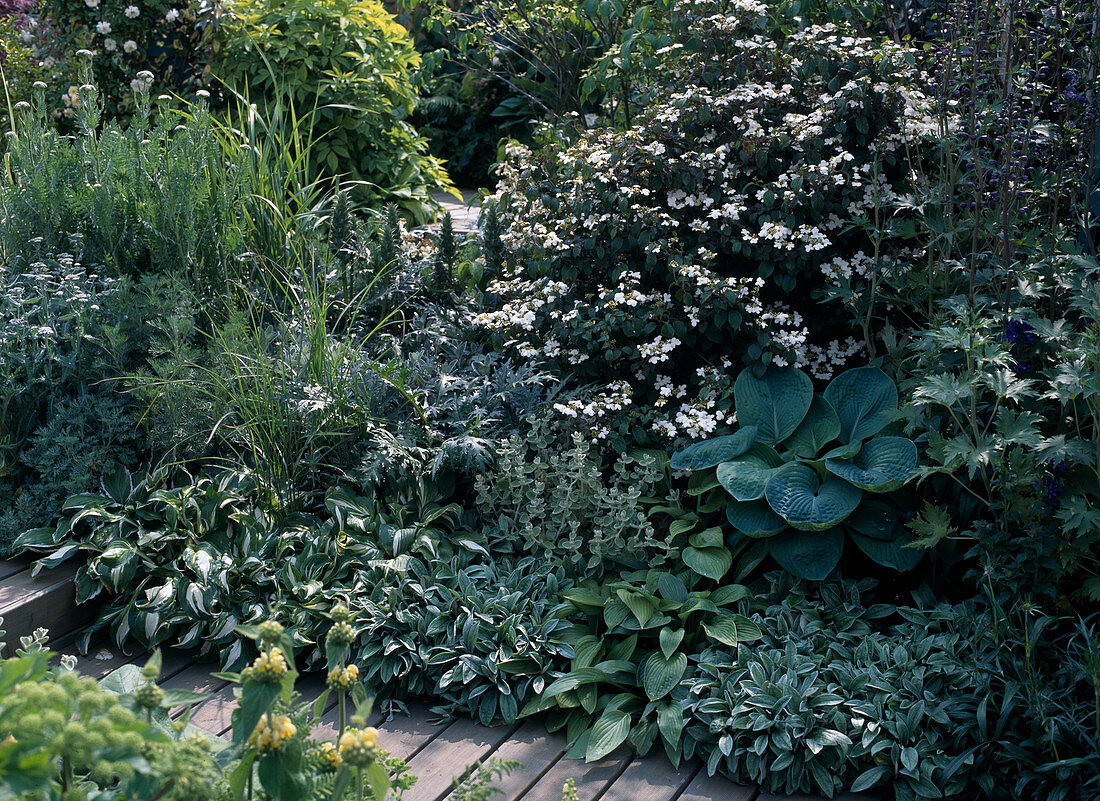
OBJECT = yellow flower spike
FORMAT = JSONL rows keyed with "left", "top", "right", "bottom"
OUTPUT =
{"left": 248, "top": 715, "right": 296, "bottom": 753}
{"left": 337, "top": 726, "right": 380, "bottom": 767}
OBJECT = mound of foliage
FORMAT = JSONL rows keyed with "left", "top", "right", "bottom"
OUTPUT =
{"left": 479, "top": 0, "right": 944, "bottom": 448}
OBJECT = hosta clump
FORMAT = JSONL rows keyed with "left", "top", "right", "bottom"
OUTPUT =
{"left": 347, "top": 553, "right": 571, "bottom": 726}
{"left": 521, "top": 569, "right": 760, "bottom": 765}
{"left": 672, "top": 365, "right": 920, "bottom": 580}
{"left": 683, "top": 577, "right": 988, "bottom": 799}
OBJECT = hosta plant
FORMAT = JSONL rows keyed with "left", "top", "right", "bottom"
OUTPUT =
{"left": 521, "top": 568, "right": 760, "bottom": 765}
{"left": 672, "top": 365, "right": 920, "bottom": 580}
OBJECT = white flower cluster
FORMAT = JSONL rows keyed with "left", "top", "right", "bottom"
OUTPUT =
{"left": 475, "top": 277, "right": 571, "bottom": 333}
{"left": 638, "top": 335, "right": 681, "bottom": 365}
{"left": 553, "top": 381, "right": 634, "bottom": 440}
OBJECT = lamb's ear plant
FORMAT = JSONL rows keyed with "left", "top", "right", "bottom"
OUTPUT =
{"left": 672, "top": 365, "right": 920, "bottom": 580}
{"left": 521, "top": 568, "right": 759, "bottom": 765}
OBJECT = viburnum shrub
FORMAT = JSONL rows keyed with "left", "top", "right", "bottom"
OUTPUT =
{"left": 480, "top": 0, "right": 946, "bottom": 448}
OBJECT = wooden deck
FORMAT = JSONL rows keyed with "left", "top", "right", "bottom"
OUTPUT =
{"left": 1, "top": 554, "right": 876, "bottom": 801}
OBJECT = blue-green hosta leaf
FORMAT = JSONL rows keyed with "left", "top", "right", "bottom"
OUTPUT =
{"left": 586, "top": 709, "right": 632, "bottom": 761}
{"left": 725, "top": 500, "right": 787, "bottom": 538}
{"left": 823, "top": 367, "right": 898, "bottom": 443}
{"left": 715, "top": 444, "right": 784, "bottom": 502}
{"left": 764, "top": 464, "right": 862, "bottom": 531}
{"left": 640, "top": 650, "right": 687, "bottom": 700}
{"left": 825, "top": 436, "right": 918, "bottom": 492}
{"left": 682, "top": 545, "right": 732, "bottom": 581}
{"left": 782, "top": 394, "right": 841, "bottom": 458}
{"left": 734, "top": 367, "right": 813, "bottom": 445}
{"left": 845, "top": 499, "right": 901, "bottom": 541}
{"left": 768, "top": 529, "right": 844, "bottom": 581}
{"left": 850, "top": 531, "right": 923, "bottom": 571}
{"left": 670, "top": 427, "right": 757, "bottom": 470}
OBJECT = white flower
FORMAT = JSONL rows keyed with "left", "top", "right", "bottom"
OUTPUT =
{"left": 96, "top": 21, "right": 111, "bottom": 34}
{"left": 164, "top": 8, "right": 179, "bottom": 21}
{"left": 124, "top": 4, "right": 139, "bottom": 17}
{"left": 103, "top": 38, "right": 116, "bottom": 51}
{"left": 123, "top": 39, "right": 137, "bottom": 52}
{"left": 84, "top": 0, "right": 98, "bottom": 7}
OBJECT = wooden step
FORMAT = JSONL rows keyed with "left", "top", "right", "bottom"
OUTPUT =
{"left": 0, "top": 560, "right": 95, "bottom": 651}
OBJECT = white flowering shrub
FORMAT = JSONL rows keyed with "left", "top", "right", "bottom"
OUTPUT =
{"left": 42, "top": 0, "right": 200, "bottom": 120}
{"left": 481, "top": 0, "right": 945, "bottom": 447}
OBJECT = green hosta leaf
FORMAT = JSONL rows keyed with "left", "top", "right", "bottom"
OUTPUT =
{"left": 725, "top": 500, "right": 787, "bottom": 538}
{"left": 656, "top": 573, "right": 688, "bottom": 603}
{"left": 768, "top": 529, "right": 844, "bottom": 581}
{"left": 734, "top": 367, "right": 813, "bottom": 445}
{"left": 716, "top": 449, "right": 784, "bottom": 502}
{"left": 586, "top": 709, "right": 632, "bottom": 761}
{"left": 709, "top": 584, "right": 749, "bottom": 606}
{"left": 823, "top": 367, "right": 898, "bottom": 443}
{"left": 670, "top": 427, "right": 757, "bottom": 470}
{"left": 703, "top": 614, "right": 762, "bottom": 646}
{"left": 659, "top": 627, "right": 684, "bottom": 659}
{"left": 657, "top": 700, "right": 683, "bottom": 751}
{"left": 616, "top": 589, "right": 656, "bottom": 627}
{"left": 765, "top": 464, "right": 861, "bottom": 531}
{"left": 826, "top": 436, "right": 917, "bottom": 492}
{"left": 782, "top": 394, "right": 840, "bottom": 458}
{"left": 682, "top": 545, "right": 731, "bottom": 581}
{"left": 850, "top": 531, "right": 923, "bottom": 571}
{"left": 639, "top": 650, "right": 687, "bottom": 700}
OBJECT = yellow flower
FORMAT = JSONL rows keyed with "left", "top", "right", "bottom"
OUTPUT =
{"left": 337, "top": 726, "right": 379, "bottom": 766}
{"left": 326, "top": 664, "right": 359, "bottom": 690}
{"left": 251, "top": 647, "right": 289, "bottom": 682}
{"left": 248, "top": 715, "right": 296, "bottom": 753}
{"left": 318, "top": 741, "right": 341, "bottom": 769}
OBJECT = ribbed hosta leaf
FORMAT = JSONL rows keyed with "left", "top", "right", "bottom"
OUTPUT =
{"left": 764, "top": 464, "right": 861, "bottom": 531}
{"left": 715, "top": 443, "right": 783, "bottom": 501}
{"left": 825, "top": 436, "right": 917, "bottom": 492}
{"left": 823, "top": 367, "right": 898, "bottom": 443}
{"left": 782, "top": 394, "right": 840, "bottom": 458}
{"left": 734, "top": 367, "right": 813, "bottom": 445}
{"left": 671, "top": 427, "right": 757, "bottom": 470}
{"left": 726, "top": 500, "right": 787, "bottom": 538}
{"left": 640, "top": 651, "right": 687, "bottom": 700}
{"left": 768, "top": 529, "right": 844, "bottom": 580}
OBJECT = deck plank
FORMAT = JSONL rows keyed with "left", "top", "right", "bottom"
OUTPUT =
{"left": 447, "top": 721, "right": 564, "bottom": 801}
{"left": 370, "top": 702, "right": 450, "bottom": 762}
{"left": 0, "top": 557, "right": 31, "bottom": 581}
{"left": 68, "top": 642, "right": 136, "bottom": 680}
{"left": 678, "top": 770, "right": 757, "bottom": 801}
{"left": 514, "top": 748, "right": 631, "bottom": 801}
{"left": 598, "top": 753, "right": 700, "bottom": 801}
{"left": 403, "top": 719, "right": 522, "bottom": 801}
